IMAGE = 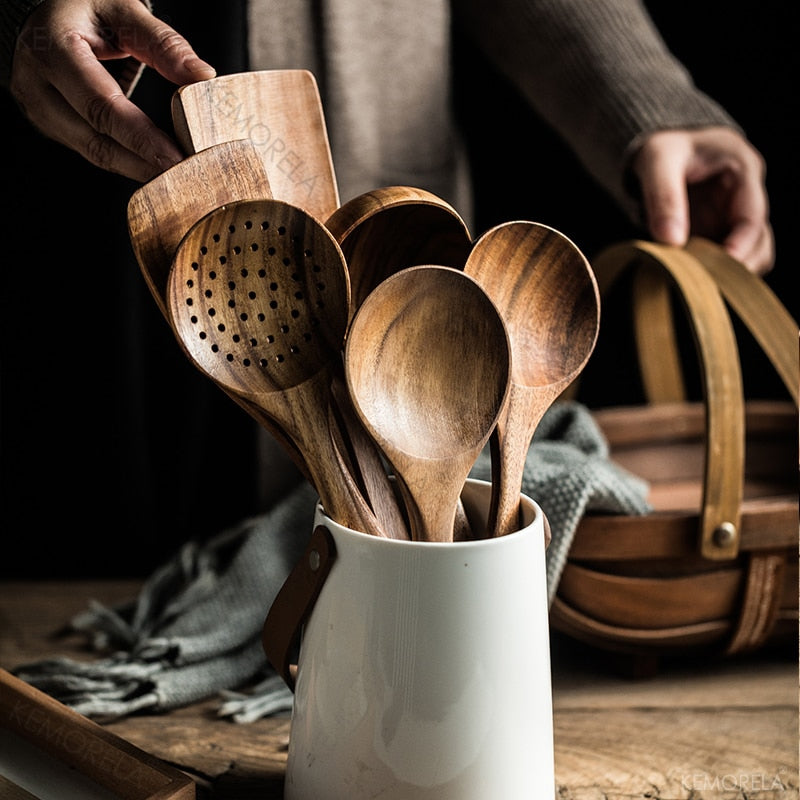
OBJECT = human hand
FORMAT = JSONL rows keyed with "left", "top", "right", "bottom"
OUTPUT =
{"left": 630, "top": 127, "right": 774, "bottom": 275}
{"left": 10, "top": 0, "right": 217, "bottom": 182}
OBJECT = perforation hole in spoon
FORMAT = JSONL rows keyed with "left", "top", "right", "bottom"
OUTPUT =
{"left": 169, "top": 199, "right": 350, "bottom": 396}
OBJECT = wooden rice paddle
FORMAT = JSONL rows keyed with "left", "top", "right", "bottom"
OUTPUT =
{"left": 167, "top": 198, "right": 386, "bottom": 537}
{"left": 465, "top": 222, "right": 600, "bottom": 538}
{"left": 344, "top": 266, "right": 511, "bottom": 542}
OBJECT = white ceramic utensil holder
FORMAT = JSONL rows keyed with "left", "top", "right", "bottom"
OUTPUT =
{"left": 282, "top": 477, "right": 554, "bottom": 800}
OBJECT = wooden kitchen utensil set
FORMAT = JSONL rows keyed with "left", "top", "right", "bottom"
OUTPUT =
{"left": 128, "top": 69, "right": 797, "bottom": 664}
{"left": 128, "top": 69, "right": 600, "bottom": 544}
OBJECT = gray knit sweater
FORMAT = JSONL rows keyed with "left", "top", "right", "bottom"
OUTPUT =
{"left": 1, "top": 0, "right": 737, "bottom": 221}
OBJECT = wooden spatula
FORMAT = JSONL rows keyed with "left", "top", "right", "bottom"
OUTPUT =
{"left": 171, "top": 70, "right": 340, "bottom": 222}
{"left": 127, "top": 138, "right": 271, "bottom": 318}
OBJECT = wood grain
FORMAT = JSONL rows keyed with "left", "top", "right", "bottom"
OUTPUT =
{"left": 127, "top": 139, "right": 271, "bottom": 320}
{"left": 0, "top": 669, "right": 195, "bottom": 800}
{"left": 172, "top": 70, "right": 339, "bottom": 224}
{"left": 464, "top": 221, "right": 600, "bottom": 537}
{"left": 324, "top": 185, "right": 473, "bottom": 319}
{"left": 344, "top": 266, "right": 511, "bottom": 541}
{"left": 1, "top": 582, "right": 796, "bottom": 799}
{"left": 167, "top": 198, "right": 384, "bottom": 537}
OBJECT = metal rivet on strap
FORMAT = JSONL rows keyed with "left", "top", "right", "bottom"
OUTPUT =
{"left": 713, "top": 521, "right": 737, "bottom": 548}
{"left": 308, "top": 549, "right": 321, "bottom": 571}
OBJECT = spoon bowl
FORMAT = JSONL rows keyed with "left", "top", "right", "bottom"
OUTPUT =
{"left": 345, "top": 265, "right": 511, "bottom": 541}
{"left": 325, "top": 186, "right": 473, "bottom": 321}
{"left": 465, "top": 221, "right": 600, "bottom": 537}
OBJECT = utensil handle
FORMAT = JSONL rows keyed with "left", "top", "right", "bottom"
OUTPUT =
{"left": 329, "top": 379, "right": 410, "bottom": 540}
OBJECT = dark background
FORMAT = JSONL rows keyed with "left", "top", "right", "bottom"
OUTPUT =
{"left": 2, "top": 3, "right": 797, "bottom": 578}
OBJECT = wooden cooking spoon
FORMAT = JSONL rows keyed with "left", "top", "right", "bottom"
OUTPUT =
{"left": 464, "top": 222, "right": 600, "bottom": 537}
{"left": 327, "top": 185, "right": 475, "bottom": 539}
{"left": 171, "top": 70, "right": 339, "bottom": 223}
{"left": 344, "top": 266, "right": 511, "bottom": 542}
{"left": 325, "top": 185, "right": 473, "bottom": 320}
{"left": 167, "top": 198, "right": 386, "bottom": 536}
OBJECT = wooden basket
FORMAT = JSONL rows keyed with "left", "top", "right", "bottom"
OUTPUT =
{"left": 551, "top": 238, "right": 798, "bottom": 666}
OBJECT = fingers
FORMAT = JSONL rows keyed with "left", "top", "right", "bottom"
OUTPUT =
{"left": 19, "top": 70, "right": 166, "bottom": 182}
{"left": 631, "top": 128, "right": 774, "bottom": 274}
{"left": 724, "top": 224, "right": 775, "bottom": 277}
{"left": 716, "top": 151, "right": 774, "bottom": 275}
{"left": 101, "top": 0, "right": 217, "bottom": 86}
{"left": 13, "top": 38, "right": 178, "bottom": 182}
{"left": 10, "top": 0, "right": 216, "bottom": 182}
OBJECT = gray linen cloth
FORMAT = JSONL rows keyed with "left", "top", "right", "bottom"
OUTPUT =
{"left": 13, "top": 402, "right": 650, "bottom": 722}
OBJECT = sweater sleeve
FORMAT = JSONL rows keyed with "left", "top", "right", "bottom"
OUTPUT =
{"left": 0, "top": 0, "right": 45, "bottom": 87}
{"left": 453, "top": 0, "right": 741, "bottom": 216}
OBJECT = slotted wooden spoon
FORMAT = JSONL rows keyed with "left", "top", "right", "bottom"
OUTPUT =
{"left": 126, "top": 140, "right": 311, "bottom": 480}
{"left": 465, "top": 221, "right": 600, "bottom": 537}
{"left": 167, "top": 197, "right": 387, "bottom": 537}
{"left": 171, "top": 69, "right": 339, "bottom": 222}
{"left": 344, "top": 265, "right": 511, "bottom": 542}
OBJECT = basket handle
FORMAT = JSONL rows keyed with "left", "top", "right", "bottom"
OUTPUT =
{"left": 685, "top": 237, "right": 798, "bottom": 403}
{"left": 591, "top": 240, "right": 746, "bottom": 560}
{"left": 626, "top": 238, "right": 798, "bottom": 406}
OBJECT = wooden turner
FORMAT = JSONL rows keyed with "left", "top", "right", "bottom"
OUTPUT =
{"left": 127, "top": 138, "right": 271, "bottom": 318}
{"left": 171, "top": 70, "right": 340, "bottom": 222}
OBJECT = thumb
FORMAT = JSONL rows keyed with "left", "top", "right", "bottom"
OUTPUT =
{"left": 112, "top": 0, "right": 216, "bottom": 85}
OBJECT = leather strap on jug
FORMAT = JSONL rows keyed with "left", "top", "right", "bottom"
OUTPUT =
{"left": 262, "top": 524, "right": 337, "bottom": 690}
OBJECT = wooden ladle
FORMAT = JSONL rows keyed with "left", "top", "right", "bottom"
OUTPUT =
{"left": 325, "top": 185, "right": 473, "bottom": 321}
{"left": 344, "top": 265, "right": 511, "bottom": 542}
{"left": 167, "top": 197, "right": 385, "bottom": 537}
{"left": 464, "top": 221, "right": 600, "bottom": 537}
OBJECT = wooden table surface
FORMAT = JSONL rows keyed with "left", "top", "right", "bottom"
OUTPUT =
{"left": 1, "top": 580, "right": 796, "bottom": 799}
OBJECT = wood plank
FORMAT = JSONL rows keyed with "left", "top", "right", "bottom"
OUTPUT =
{"left": 550, "top": 635, "right": 797, "bottom": 709}
{"left": 554, "top": 707, "right": 797, "bottom": 799}
{"left": 104, "top": 704, "right": 290, "bottom": 799}
{"left": 1, "top": 581, "right": 797, "bottom": 799}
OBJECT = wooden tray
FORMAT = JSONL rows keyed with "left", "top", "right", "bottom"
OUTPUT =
{"left": 0, "top": 669, "right": 195, "bottom": 800}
